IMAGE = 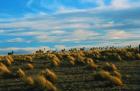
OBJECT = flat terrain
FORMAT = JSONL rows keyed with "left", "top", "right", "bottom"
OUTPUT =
{"left": 0, "top": 58, "right": 140, "bottom": 91}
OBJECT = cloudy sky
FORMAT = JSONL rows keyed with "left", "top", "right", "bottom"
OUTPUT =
{"left": 0, "top": 0, "right": 140, "bottom": 55}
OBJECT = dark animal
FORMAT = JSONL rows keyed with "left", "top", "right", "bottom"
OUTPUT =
{"left": 8, "top": 51, "right": 14, "bottom": 55}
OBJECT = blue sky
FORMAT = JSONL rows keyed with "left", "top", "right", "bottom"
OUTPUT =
{"left": 0, "top": 0, "right": 140, "bottom": 55}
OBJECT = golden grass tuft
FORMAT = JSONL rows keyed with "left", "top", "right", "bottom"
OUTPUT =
{"left": 27, "top": 63, "right": 34, "bottom": 69}
{"left": 77, "top": 55, "right": 85, "bottom": 63}
{"left": 98, "top": 70, "right": 111, "bottom": 80}
{"left": 46, "top": 69, "right": 57, "bottom": 82}
{"left": 69, "top": 60, "right": 75, "bottom": 65}
{"left": 46, "top": 79, "right": 57, "bottom": 91}
{"left": 23, "top": 76, "right": 34, "bottom": 86}
{"left": 35, "top": 75, "right": 57, "bottom": 91}
{"left": 109, "top": 76, "right": 123, "bottom": 86}
{"left": 51, "top": 56, "right": 61, "bottom": 67}
{"left": 113, "top": 71, "right": 122, "bottom": 79}
{"left": 88, "top": 63, "right": 98, "bottom": 70}
{"left": 25, "top": 56, "right": 33, "bottom": 62}
{"left": 17, "top": 68, "right": 25, "bottom": 78}
{"left": 85, "top": 58, "right": 94, "bottom": 64}
{"left": 98, "top": 70, "right": 123, "bottom": 86}
{"left": 0, "top": 62, "right": 11, "bottom": 75}
{"left": 5, "top": 55, "right": 14, "bottom": 65}
{"left": 111, "top": 63, "right": 117, "bottom": 71}
{"left": 103, "top": 63, "right": 117, "bottom": 71}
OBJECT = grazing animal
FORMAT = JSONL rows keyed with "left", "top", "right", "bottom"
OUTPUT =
{"left": 8, "top": 51, "right": 14, "bottom": 55}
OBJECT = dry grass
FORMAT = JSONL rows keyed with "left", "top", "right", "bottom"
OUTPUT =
{"left": 35, "top": 75, "right": 57, "bottom": 91}
{"left": 46, "top": 79, "right": 57, "bottom": 91}
{"left": 17, "top": 68, "right": 25, "bottom": 78}
{"left": 97, "top": 70, "right": 123, "bottom": 86}
{"left": 103, "top": 63, "right": 117, "bottom": 71}
{"left": 25, "top": 56, "right": 33, "bottom": 62}
{"left": 5, "top": 55, "right": 14, "bottom": 65}
{"left": 46, "top": 69, "right": 57, "bottom": 82}
{"left": 85, "top": 58, "right": 94, "bottom": 64}
{"left": 87, "top": 63, "right": 98, "bottom": 70}
{"left": 98, "top": 70, "right": 111, "bottom": 80}
{"left": 27, "top": 63, "right": 34, "bottom": 69}
{"left": 109, "top": 76, "right": 123, "bottom": 86}
{"left": 113, "top": 71, "right": 122, "bottom": 79}
{"left": 111, "top": 64, "right": 117, "bottom": 71}
{"left": 23, "top": 76, "right": 34, "bottom": 86}
{"left": 40, "top": 69, "right": 57, "bottom": 82}
{"left": 69, "top": 60, "right": 75, "bottom": 65}
{"left": 51, "top": 57, "right": 61, "bottom": 67}
{"left": 0, "top": 62, "right": 11, "bottom": 75}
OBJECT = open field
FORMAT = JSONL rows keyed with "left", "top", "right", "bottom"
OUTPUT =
{"left": 0, "top": 47, "right": 140, "bottom": 91}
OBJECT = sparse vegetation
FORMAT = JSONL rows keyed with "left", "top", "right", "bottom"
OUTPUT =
{"left": 0, "top": 46, "right": 140, "bottom": 91}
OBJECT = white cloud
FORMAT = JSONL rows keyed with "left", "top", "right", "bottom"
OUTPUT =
{"left": 110, "top": 0, "right": 131, "bottom": 9}
{"left": 7, "top": 38, "right": 26, "bottom": 43}
{"left": 107, "top": 30, "right": 131, "bottom": 39}
{"left": 72, "top": 30, "right": 99, "bottom": 40}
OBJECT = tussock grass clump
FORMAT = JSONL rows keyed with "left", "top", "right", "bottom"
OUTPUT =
{"left": 46, "top": 69, "right": 57, "bottom": 82}
{"left": 98, "top": 70, "right": 111, "bottom": 80}
{"left": 52, "top": 58, "right": 61, "bottom": 67}
{"left": 95, "top": 70, "right": 123, "bottom": 86}
{"left": 0, "top": 56, "right": 3, "bottom": 60}
{"left": 46, "top": 79, "right": 57, "bottom": 91}
{"left": 112, "top": 71, "right": 122, "bottom": 79}
{"left": 0, "top": 62, "right": 11, "bottom": 75}
{"left": 35, "top": 75, "right": 57, "bottom": 91}
{"left": 103, "top": 62, "right": 117, "bottom": 71}
{"left": 87, "top": 63, "right": 98, "bottom": 70}
{"left": 109, "top": 76, "right": 123, "bottom": 86}
{"left": 85, "top": 58, "right": 94, "bottom": 64}
{"left": 17, "top": 68, "right": 26, "bottom": 78}
{"left": 111, "top": 64, "right": 117, "bottom": 71}
{"left": 49, "top": 55, "right": 61, "bottom": 67}
{"left": 66, "top": 55, "right": 75, "bottom": 65}
{"left": 5, "top": 55, "right": 14, "bottom": 65}
{"left": 40, "top": 69, "right": 57, "bottom": 82}
{"left": 27, "top": 63, "right": 34, "bottom": 69}
{"left": 76, "top": 54, "right": 85, "bottom": 64}
{"left": 23, "top": 76, "right": 34, "bottom": 86}
{"left": 25, "top": 56, "right": 33, "bottom": 62}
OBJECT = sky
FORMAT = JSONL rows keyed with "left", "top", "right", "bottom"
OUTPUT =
{"left": 0, "top": 0, "right": 140, "bottom": 55}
